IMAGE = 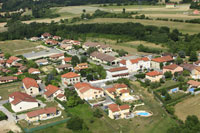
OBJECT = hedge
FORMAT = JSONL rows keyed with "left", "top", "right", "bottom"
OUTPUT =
{"left": 0, "top": 111, "right": 8, "bottom": 121}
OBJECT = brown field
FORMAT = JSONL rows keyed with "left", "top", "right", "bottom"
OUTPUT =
{"left": 175, "top": 95, "right": 200, "bottom": 121}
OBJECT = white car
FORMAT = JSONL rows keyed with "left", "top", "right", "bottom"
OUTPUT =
{"left": 0, "top": 96, "right": 2, "bottom": 100}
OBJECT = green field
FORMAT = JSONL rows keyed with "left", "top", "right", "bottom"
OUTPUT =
{"left": 35, "top": 81, "right": 176, "bottom": 133}
{"left": 175, "top": 94, "right": 200, "bottom": 121}
{"left": 0, "top": 82, "right": 22, "bottom": 100}
{"left": 0, "top": 40, "right": 43, "bottom": 55}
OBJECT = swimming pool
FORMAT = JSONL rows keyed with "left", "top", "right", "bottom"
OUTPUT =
{"left": 136, "top": 112, "right": 150, "bottom": 116}
{"left": 134, "top": 111, "right": 152, "bottom": 117}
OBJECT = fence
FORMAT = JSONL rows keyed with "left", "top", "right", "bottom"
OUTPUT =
{"left": 24, "top": 118, "right": 70, "bottom": 133}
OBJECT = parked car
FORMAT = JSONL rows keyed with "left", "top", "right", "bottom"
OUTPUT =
{"left": 0, "top": 96, "right": 2, "bottom": 100}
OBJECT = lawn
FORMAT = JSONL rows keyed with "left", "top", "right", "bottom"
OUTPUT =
{"left": 174, "top": 94, "right": 200, "bottom": 121}
{"left": 75, "top": 18, "right": 200, "bottom": 35}
{"left": 3, "top": 103, "right": 14, "bottom": 113}
{"left": 35, "top": 82, "right": 177, "bottom": 133}
{"left": 40, "top": 65, "right": 54, "bottom": 74}
{"left": 0, "top": 82, "right": 23, "bottom": 100}
{"left": 0, "top": 40, "right": 42, "bottom": 55}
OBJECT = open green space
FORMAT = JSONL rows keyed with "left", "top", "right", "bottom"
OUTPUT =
{"left": 175, "top": 94, "right": 200, "bottom": 121}
{"left": 0, "top": 82, "right": 22, "bottom": 100}
{"left": 0, "top": 40, "right": 42, "bottom": 55}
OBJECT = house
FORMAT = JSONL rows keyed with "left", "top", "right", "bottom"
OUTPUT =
{"left": 35, "top": 59, "right": 48, "bottom": 66}
{"left": 145, "top": 71, "right": 163, "bottom": 82}
{"left": 22, "top": 77, "right": 40, "bottom": 96}
{"left": 26, "top": 107, "right": 61, "bottom": 122}
{"left": 151, "top": 56, "right": 173, "bottom": 69}
{"left": 9, "top": 92, "right": 39, "bottom": 112}
{"left": 56, "top": 64, "right": 73, "bottom": 73}
{"left": 41, "top": 33, "right": 52, "bottom": 39}
{"left": 191, "top": 66, "right": 200, "bottom": 79}
{"left": 60, "top": 44, "right": 73, "bottom": 51}
{"left": 90, "top": 51, "right": 119, "bottom": 65}
{"left": 106, "top": 67, "right": 129, "bottom": 79}
{"left": 49, "top": 53, "right": 64, "bottom": 61}
{"left": 30, "top": 37, "right": 40, "bottom": 42}
{"left": 194, "top": 60, "right": 200, "bottom": 66}
{"left": 44, "top": 85, "right": 66, "bottom": 101}
{"left": 61, "top": 72, "right": 80, "bottom": 86}
{"left": 6, "top": 56, "right": 21, "bottom": 67}
{"left": 62, "top": 57, "right": 72, "bottom": 64}
{"left": 120, "top": 57, "right": 150, "bottom": 72}
{"left": 108, "top": 104, "right": 131, "bottom": 119}
{"left": 72, "top": 40, "right": 81, "bottom": 46}
{"left": 28, "top": 68, "right": 40, "bottom": 75}
{"left": 61, "top": 40, "right": 71, "bottom": 45}
{"left": 52, "top": 36, "right": 61, "bottom": 40}
{"left": 180, "top": 63, "right": 196, "bottom": 72}
{"left": 45, "top": 39, "right": 59, "bottom": 46}
{"left": 18, "top": 66, "right": 27, "bottom": 72}
{"left": 163, "top": 64, "right": 183, "bottom": 74}
{"left": 105, "top": 84, "right": 135, "bottom": 102}
{"left": 0, "top": 76, "right": 17, "bottom": 84}
{"left": 187, "top": 80, "right": 200, "bottom": 89}
{"left": 74, "top": 82, "right": 105, "bottom": 100}
{"left": 166, "top": 3, "right": 176, "bottom": 8}
{"left": 83, "top": 42, "right": 112, "bottom": 53}
{"left": 74, "top": 63, "right": 88, "bottom": 71}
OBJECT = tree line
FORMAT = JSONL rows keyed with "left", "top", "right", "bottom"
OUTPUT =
{"left": 1, "top": 21, "right": 200, "bottom": 55}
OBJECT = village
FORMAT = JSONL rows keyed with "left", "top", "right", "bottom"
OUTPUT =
{"left": 0, "top": 32, "right": 200, "bottom": 132}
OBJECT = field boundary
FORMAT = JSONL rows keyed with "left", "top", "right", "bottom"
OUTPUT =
{"left": 24, "top": 118, "right": 70, "bottom": 133}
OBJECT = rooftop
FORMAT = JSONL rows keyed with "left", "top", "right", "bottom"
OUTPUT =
{"left": 27, "top": 107, "right": 57, "bottom": 118}
{"left": 22, "top": 77, "right": 39, "bottom": 89}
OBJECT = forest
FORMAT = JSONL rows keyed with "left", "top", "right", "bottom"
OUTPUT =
{"left": 0, "top": 0, "right": 158, "bottom": 11}
{"left": 0, "top": 21, "right": 200, "bottom": 56}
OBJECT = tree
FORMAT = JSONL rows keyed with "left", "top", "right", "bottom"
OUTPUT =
{"left": 80, "top": 56, "right": 87, "bottom": 63}
{"left": 67, "top": 116, "right": 88, "bottom": 131}
{"left": 144, "top": 79, "right": 151, "bottom": 86}
{"left": 27, "top": 60, "right": 38, "bottom": 68}
{"left": 82, "top": 9, "right": 86, "bottom": 13}
{"left": 160, "top": 62, "right": 164, "bottom": 69}
{"left": 4, "top": 53, "right": 11, "bottom": 59}
{"left": 189, "top": 51, "right": 198, "bottom": 62}
{"left": 164, "top": 71, "right": 173, "bottom": 79}
{"left": 122, "top": 8, "right": 126, "bottom": 14}
{"left": 175, "top": 56, "right": 183, "bottom": 65}
{"left": 87, "top": 47, "right": 98, "bottom": 55}
{"left": 178, "top": 50, "right": 185, "bottom": 58}
{"left": 93, "top": 109, "right": 103, "bottom": 118}
{"left": 71, "top": 56, "right": 80, "bottom": 67}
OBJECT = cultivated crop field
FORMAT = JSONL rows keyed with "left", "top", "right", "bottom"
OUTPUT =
{"left": 175, "top": 95, "right": 200, "bottom": 121}
{"left": 0, "top": 40, "right": 43, "bottom": 55}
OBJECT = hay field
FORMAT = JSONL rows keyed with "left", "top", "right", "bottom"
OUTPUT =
{"left": 0, "top": 40, "right": 42, "bottom": 55}
{"left": 175, "top": 95, "right": 200, "bottom": 121}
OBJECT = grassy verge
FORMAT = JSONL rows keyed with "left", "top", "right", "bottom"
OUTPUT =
{"left": 3, "top": 103, "right": 14, "bottom": 113}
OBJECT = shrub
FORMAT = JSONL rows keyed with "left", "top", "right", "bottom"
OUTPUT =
{"left": 93, "top": 109, "right": 103, "bottom": 118}
{"left": 0, "top": 111, "right": 8, "bottom": 121}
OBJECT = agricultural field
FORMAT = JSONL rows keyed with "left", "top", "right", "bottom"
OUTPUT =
{"left": 174, "top": 95, "right": 200, "bottom": 121}
{"left": 75, "top": 18, "right": 200, "bottom": 35}
{"left": 0, "top": 40, "right": 43, "bottom": 55}
{"left": 0, "top": 82, "right": 23, "bottom": 99}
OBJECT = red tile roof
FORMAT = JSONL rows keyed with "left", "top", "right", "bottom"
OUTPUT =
{"left": 108, "top": 104, "right": 120, "bottom": 112}
{"left": 108, "top": 67, "right": 128, "bottom": 72}
{"left": 50, "top": 53, "right": 64, "bottom": 58}
{"left": 6, "top": 59, "right": 14, "bottom": 64}
{"left": 74, "top": 82, "right": 103, "bottom": 94}
{"left": 114, "top": 83, "right": 127, "bottom": 89}
{"left": 42, "top": 32, "right": 51, "bottom": 37}
{"left": 0, "top": 76, "right": 17, "bottom": 81}
{"left": 152, "top": 56, "right": 173, "bottom": 63}
{"left": 119, "top": 104, "right": 129, "bottom": 110}
{"left": 130, "top": 57, "right": 149, "bottom": 64}
{"left": 120, "top": 89, "right": 129, "bottom": 94}
{"left": 27, "top": 107, "right": 56, "bottom": 118}
{"left": 120, "top": 60, "right": 126, "bottom": 65}
{"left": 187, "top": 80, "right": 200, "bottom": 87}
{"left": 146, "top": 71, "right": 162, "bottom": 77}
{"left": 28, "top": 68, "right": 40, "bottom": 74}
{"left": 44, "top": 85, "right": 60, "bottom": 97}
{"left": 195, "top": 66, "right": 200, "bottom": 72}
{"left": 56, "top": 94, "right": 65, "bottom": 98}
{"left": 22, "top": 77, "right": 39, "bottom": 89}
{"left": 9, "top": 56, "right": 19, "bottom": 61}
{"left": 63, "top": 57, "right": 72, "bottom": 62}
{"left": 9, "top": 91, "right": 37, "bottom": 105}
{"left": 163, "top": 64, "right": 179, "bottom": 70}
{"left": 61, "top": 72, "right": 80, "bottom": 79}
{"left": 107, "top": 87, "right": 116, "bottom": 93}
